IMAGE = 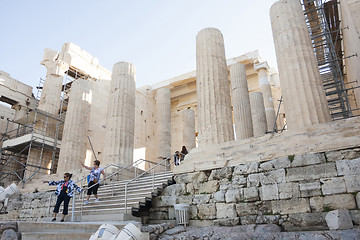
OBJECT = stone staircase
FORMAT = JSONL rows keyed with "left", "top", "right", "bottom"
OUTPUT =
{"left": 70, "top": 171, "right": 174, "bottom": 222}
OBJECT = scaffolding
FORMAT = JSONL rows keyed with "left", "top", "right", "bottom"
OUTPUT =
{"left": 300, "top": 0, "right": 355, "bottom": 120}
{"left": 0, "top": 66, "right": 89, "bottom": 186}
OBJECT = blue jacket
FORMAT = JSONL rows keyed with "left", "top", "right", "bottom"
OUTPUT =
{"left": 49, "top": 180, "right": 82, "bottom": 197}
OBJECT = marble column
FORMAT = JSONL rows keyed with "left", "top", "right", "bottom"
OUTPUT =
{"left": 270, "top": 0, "right": 331, "bottom": 131}
{"left": 230, "top": 63, "right": 254, "bottom": 140}
{"left": 156, "top": 88, "right": 171, "bottom": 162}
{"left": 39, "top": 49, "right": 69, "bottom": 116}
{"left": 57, "top": 79, "right": 92, "bottom": 174}
{"left": 196, "top": 28, "right": 234, "bottom": 145}
{"left": 254, "top": 62, "right": 276, "bottom": 132}
{"left": 103, "top": 62, "right": 136, "bottom": 167}
{"left": 250, "top": 92, "right": 267, "bottom": 137}
{"left": 182, "top": 109, "right": 196, "bottom": 151}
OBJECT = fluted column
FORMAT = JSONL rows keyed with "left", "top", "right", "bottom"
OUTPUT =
{"left": 196, "top": 28, "right": 234, "bottom": 145}
{"left": 156, "top": 88, "right": 171, "bottom": 162}
{"left": 39, "top": 49, "right": 69, "bottom": 116}
{"left": 103, "top": 62, "right": 136, "bottom": 167}
{"left": 182, "top": 109, "right": 196, "bottom": 151}
{"left": 57, "top": 79, "right": 92, "bottom": 174}
{"left": 250, "top": 92, "right": 267, "bottom": 137}
{"left": 270, "top": 0, "right": 331, "bottom": 131}
{"left": 230, "top": 63, "right": 254, "bottom": 140}
{"left": 254, "top": 62, "right": 276, "bottom": 132}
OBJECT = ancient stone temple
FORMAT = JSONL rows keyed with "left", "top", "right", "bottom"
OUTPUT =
{"left": 1, "top": 0, "right": 360, "bottom": 238}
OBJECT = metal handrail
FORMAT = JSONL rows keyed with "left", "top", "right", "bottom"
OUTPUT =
{"left": 71, "top": 158, "right": 167, "bottom": 222}
{"left": 124, "top": 155, "right": 173, "bottom": 214}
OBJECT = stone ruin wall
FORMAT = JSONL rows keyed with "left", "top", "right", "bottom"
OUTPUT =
{"left": 149, "top": 148, "right": 360, "bottom": 231}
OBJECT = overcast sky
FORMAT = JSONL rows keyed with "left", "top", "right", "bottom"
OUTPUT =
{"left": 0, "top": 0, "right": 278, "bottom": 93}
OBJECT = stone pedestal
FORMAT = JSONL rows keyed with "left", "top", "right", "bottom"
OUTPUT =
{"left": 103, "top": 62, "right": 136, "bottom": 168}
{"left": 230, "top": 63, "right": 253, "bottom": 140}
{"left": 250, "top": 92, "right": 267, "bottom": 137}
{"left": 254, "top": 62, "right": 276, "bottom": 132}
{"left": 196, "top": 28, "right": 234, "bottom": 145}
{"left": 57, "top": 79, "right": 92, "bottom": 174}
{"left": 39, "top": 49, "right": 69, "bottom": 116}
{"left": 156, "top": 88, "right": 171, "bottom": 162}
{"left": 270, "top": 0, "right": 331, "bottom": 131}
{"left": 182, "top": 109, "right": 196, "bottom": 151}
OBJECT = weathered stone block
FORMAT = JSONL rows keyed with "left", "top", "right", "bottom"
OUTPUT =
{"left": 281, "top": 213, "right": 328, "bottom": 231}
{"left": 152, "top": 196, "right": 177, "bottom": 207}
{"left": 225, "top": 189, "right": 243, "bottom": 203}
{"left": 149, "top": 211, "right": 168, "bottom": 220}
{"left": 291, "top": 153, "right": 326, "bottom": 167}
{"left": 349, "top": 210, "right": 360, "bottom": 225}
{"left": 325, "top": 150, "right": 344, "bottom": 162}
{"left": 186, "top": 183, "right": 195, "bottom": 194}
{"left": 175, "top": 195, "right": 193, "bottom": 205}
{"left": 259, "top": 157, "right": 290, "bottom": 171}
{"left": 243, "top": 187, "right": 259, "bottom": 202}
{"left": 255, "top": 215, "right": 280, "bottom": 224}
{"left": 219, "top": 183, "right": 232, "bottom": 191}
{"left": 272, "top": 198, "right": 310, "bottom": 214}
{"left": 161, "top": 184, "right": 183, "bottom": 196}
{"left": 286, "top": 163, "right": 337, "bottom": 182}
{"left": 213, "top": 217, "right": 240, "bottom": 226}
{"left": 344, "top": 174, "right": 360, "bottom": 192}
{"left": 212, "top": 191, "right": 225, "bottom": 203}
{"left": 260, "top": 184, "right": 279, "bottom": 201}
{"left": 260, "top": 169, "right": 286, "bottom": 185}
{"left": 240, "top": 215, "right": 257, "bottom": 225}
{"left": 198, "top": 180, "right": 219, "bottom": 194}
{"left": 208, "top": 166, "right": 233, "bottom": 180}
{"left": 189, "top": 206, "right": 198, "bottom": 219}
{"left": 336, "top": 158, "right": 360, "bottom": 175}
{"left": 236, "top": 202, "right": 258, "bottom": 216}
{"left": 325, "top": 209, "right": 353, "bottom": 230}
{"left": 231, "top": 175, "right": 247, "bottom": 188}
{"left": 299, "top": 181, "right": 321, "bottom": 197}
{"left": 216, "top": 203, "right": 237, "bottom": 218}
{"left": 198, "top": 203, "right": 216, "bottom": 220}
{"left": 233, "top": 162, "right": 259, "bottom": 175}
{"left": 247, "top": 173, "right": 261, "bottom": 187}
{"left": 278, "top": 182, "right": 300, "bottom": 199}
{"left": 320, "top": 177, "right": 346, "bottom": 195}
{"left": 174, "top": 172, "right": 203, "bottom": 184}
{"left": 309, "top": 194, "right": 356, "bottom": 212}
{"left": 192, "top": 194, "right": 211, "bottom": 205}
{"left": 356, "top": 193, "right": 360, "bottom": 209}
{"left": 1, "top": 229, "right": 19, "bottom": 240}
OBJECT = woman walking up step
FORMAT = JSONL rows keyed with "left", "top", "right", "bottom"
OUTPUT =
{"left": 81, "top": 160, "right": 106, "bottom": 205}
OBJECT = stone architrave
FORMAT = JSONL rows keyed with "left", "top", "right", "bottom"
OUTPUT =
{"left": 182, "top": 109, "right": 196, "bottom": 151}
{"left": 254, "top": 62, "right": 276, "bottom": 132}
{"left": 12, "top": 103, "right": 27, "bottom": 121}
{"left": 38, "top": 49, "right": 69, "bottom": 116}
{"left": 57, "top": 79, "right": 92, "bottom": 174}
{"left": 230, "top": 63, "right": 254, "bottom": 140}
{"left": 156, "top": 88, "right": 171, "bottom": 162}
{"left": 270, "top": 0, "right": 331, "bottom": 131}
{"left": 196, "top": 28, "right": 234, "bottom": 145}
{"left": 103, "top": 62, "right": 136, "bottom": 167}
{"left": 250, "top": 92, "right": 267, "bottom": 137}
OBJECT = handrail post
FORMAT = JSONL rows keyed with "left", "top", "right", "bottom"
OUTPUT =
{"left": 71, "top": 191, "right": 75, "bottom": 222}
{"left": 124, "top": 185, "right": 128, "bottom": 214}
{"left": 152, "top": 168, "right": 155, "bottom": 192}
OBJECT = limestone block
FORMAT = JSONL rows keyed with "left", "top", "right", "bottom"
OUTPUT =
{"left": 213, "top": 191, "right": 225, "bottom": 203}
{"left": 342, "top": 148, "right": 360, "bottom": 160}
{"left": 243, "top": 187, "right": 259, "bottom": 202}
{"left": 168, "top": 207, "right": 175, "bottom": 220}
{"left": 231, "top": 175, "right": 247, "bottom": 188}
{"left": 174, "top": 172, "right": 203, "bottom": 184}
{"left": 326, "top": 149, "right": 360, "bottom": 162}
{"left": 309, "top": 194, "right": 356, "bottom": 212}
{"left": 349, "top": 210, "right": 360, "bottom": 225}
{"left": 198, "top": 180, "right": 219, "bottom": 194}
{"left": 42, "top": 48, "right": 59, "bottom": 61}
{"left": 234, "top": 162, "right": 259, "bottom": 175}
{"left": 325, "top": 210, "right": 353, "bottom": 230}
{"left": 357, "top": 193, "right": 360, "bottom": 208}
{"left": 344, "top": 174, "right": 360, "bottom": 192}
{"left": 337, "top": 158, "right": 360, "bottom": 175}
{"left": 208, "top": 166, "right": 233, "bottom": 180}
{"left": 320, "top": 177, "right": 347, "bottom": 195}
{"left": 216, "top": 203, "right": 237, "bottom": 218}
{"left": 299, "top": 181, "right": 321, "bottom": 198}
{"left": 259, "top": 157, "right": 290, "bottom": 171}
{"left": 225, "top": 189, "right": 243, "bottom": 203}
{"left": 219, "top": 183, "right": 232, "bottom": 191}
{"left": 236, "top": 202, "right": 259, "bottom": 216}
{"left": 176, "top": 196, "right": 193, "bottom": 205}
{"left": 260, "top": 184, "right": 279, "bottom": 201}
{"left": 161, "top": 184, "right": 184, "bottom": 196}
{"left": 1, "top": 229, "right": 18, "bottom": 240}
{"left": 149, "top": 211, "right": 168, "bottom": 220}
{"left": 240, "top": 215, "right": 257, "bottom": 225}
{"left": 286, "top": 163, "right": 337, "bottom": 182}
{"left": 198, "top": 203, "right": 216, "bottom": 220}
{"left": 278, "top": 182, "right": 300, "bottom": 199}
{"left": 282, "top": 213, "right": 328, "bottom": 231}
{"left": 190, "top": 205, "right": 198, "bottom": 219}
{"left": 255, "top": 215, "right": 280, "bottom": 225}
{"left": 196, "top": 172, "right": 209, "bottom": 183}
{"left": 192, "top": 194, "right": 211, "bottom": 205}
{"left": 325, "top": 151, "right": 344, "bottom": 162}
{"left": 213, "top": 217, "right": 240, "bottom": 226}
{"left": 260, "top": 169, "right": 286, "bottom": 185}
{"left": 186, "top": 182, "right": 195, "bottom": 194}
{"left": 272, "top": 198, "right": 310, "bottom": 215}
{"left": 291, "top": 153, "right": 326, "bottom": 167}
{"left": 247, "top": 173, "right": 261, "bottom": 187}
{"left": 152, "top": 196, "right": 177, "bottom": 207}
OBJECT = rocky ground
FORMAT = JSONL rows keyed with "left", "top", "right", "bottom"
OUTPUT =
{"left": 143, "top": 223, "right": 360, "bottom": 240}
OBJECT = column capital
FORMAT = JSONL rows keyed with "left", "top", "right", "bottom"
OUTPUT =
{"left": 254, "top": 61, "right": 270, "bottom": 72}
{"left": 41, "top": 60, "right": 69, "bottom": 77}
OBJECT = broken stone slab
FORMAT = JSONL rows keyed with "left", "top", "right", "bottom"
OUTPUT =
{"left": 325, "top": 209, "right": 353, "bottom": 230}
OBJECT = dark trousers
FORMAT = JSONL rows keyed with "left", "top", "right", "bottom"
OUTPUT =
{"left": 87, "top": 181, "right": 99, "bottom": 195}
{"left": 53, "top": 191, "right": 71, "bottom": 215}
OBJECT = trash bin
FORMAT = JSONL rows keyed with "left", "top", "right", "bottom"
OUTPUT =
{"left": 174, "top": 204, "right": 190, "bottom": 227}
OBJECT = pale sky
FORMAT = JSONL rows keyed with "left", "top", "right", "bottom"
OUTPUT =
{"left": 0, "top": 0, "right": 279, "bottom": 93}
